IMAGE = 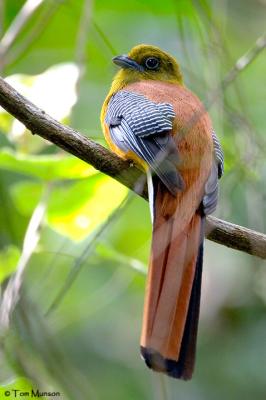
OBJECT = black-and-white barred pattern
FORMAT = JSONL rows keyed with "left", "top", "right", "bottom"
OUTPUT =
{"left": 212, "top": 131, "right": 224, "bottom": 179}
{"left": 106, "top": 90, "right": 175, "bottom": 137}
{"left": 202, "top": 131, "right": 224, "bottom": 215}
{"left": 105, "top": 90, "right": 183, "bottom": 196}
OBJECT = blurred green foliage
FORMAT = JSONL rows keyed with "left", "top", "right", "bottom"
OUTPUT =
{"left": 0, "top": 0, "right": 266, "bottom": 399}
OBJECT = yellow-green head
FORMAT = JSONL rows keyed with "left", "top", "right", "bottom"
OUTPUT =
{"left": 110, "top": 44, "right": 183, "bottom": 92}
{"left": 101, "top": 44, "right": 183, "bottom": 128}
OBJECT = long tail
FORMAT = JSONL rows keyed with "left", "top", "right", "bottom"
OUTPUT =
{"left": 140, "top": 183, "right": 204, "bottom": 380}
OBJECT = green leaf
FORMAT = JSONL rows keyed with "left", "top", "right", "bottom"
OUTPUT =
{"left": 10, "top": 174, "right": 128, "bottom": 241}
{"left": 10, "top": 181, "right": 42, "bottom": 216}
{"left": 48, "top": 174, "right": 128, "bottom": 241}
{"left": 0, "top": 246, "right": 20, "bottom": 283}
{"left": 0, "top": 149, "right": 96, "bottom": 180}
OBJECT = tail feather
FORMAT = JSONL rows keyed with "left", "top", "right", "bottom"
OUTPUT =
{"left": 165, "top": 214, "right": 202, "bottom": 360}
{"left": 140, "top": 188, "right": 204, "bottom": 380}
{"left": 140, "top": 212, "right": 173, "bottom": 346}
{"left": 140, "top": 241, "right": 203, "bottom": 379}
{"left": 148, "top": 226, "right": 190, "bottom": 358}
{"left": 167, "top": 240, "right": 204, "bottom": 379}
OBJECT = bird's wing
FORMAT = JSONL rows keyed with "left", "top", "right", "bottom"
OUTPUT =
{"left": 202, "top": 131, "right": 224, "bottom": 215}
{"left": 212, "top": 130, "right": 224, "bottom": 179}
{"left": 105, "top": 90, "right": 184, "bottom": 196}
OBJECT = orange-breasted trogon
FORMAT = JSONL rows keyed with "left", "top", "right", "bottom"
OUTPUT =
{"left": 101, "top": 44, "right": 224, "bottom": 380}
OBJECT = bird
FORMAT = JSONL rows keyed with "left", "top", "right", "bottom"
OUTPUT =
{"left": 101, "top": 44, "right": 223, "bottom": 380}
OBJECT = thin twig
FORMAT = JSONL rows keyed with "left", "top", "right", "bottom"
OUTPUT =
{"left": 222, "top": 33, "right": 266, "bottom": 88}
{"left": 178, "top": 31, "right": 266, "bottom": 139}
{"left": 205, "top": 31, "right": 266, "bottom": 109}
{"left": 75, "top": 0, "right": 93, "bottom": 93}
{"left": 3, "top": 1, "right": 61, "bottom": 70}
{"left": 46, "top": 194, "right": 133, "bottom": 315}
{"left": 158, "top": 375, "right": 168, "bottom": 400}
{"left": 0, "top": 184, "right": 50, "bottom": 333}
{"left": 0, "top": 0, "right": 44, "bottom": 57}
{"left": 93, "top": 21, "right": 117, "bottom": 55}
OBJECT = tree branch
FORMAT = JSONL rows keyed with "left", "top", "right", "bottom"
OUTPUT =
{"left": 0, "top": 76, "right": 265, "bottom": 259}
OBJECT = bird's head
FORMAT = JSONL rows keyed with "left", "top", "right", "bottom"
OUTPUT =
{"left": 111, "top": 44, "right": 183, "bottom": 90}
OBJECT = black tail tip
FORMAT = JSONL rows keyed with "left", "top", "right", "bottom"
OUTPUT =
{"left": 140, "top": 346, "right": 193, "bottom": 380}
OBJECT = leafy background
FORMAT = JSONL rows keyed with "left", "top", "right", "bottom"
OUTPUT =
{"left": 0, "top": 0, "right": 266, "bottom": 399}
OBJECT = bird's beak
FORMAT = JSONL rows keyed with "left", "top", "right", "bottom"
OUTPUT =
{"left": 112, "top": 55, "right": 144, "bottom": 72}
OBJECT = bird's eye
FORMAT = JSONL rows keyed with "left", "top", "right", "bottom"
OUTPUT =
{"left": 145, "top": 57, "right": 159, "bottom": 70}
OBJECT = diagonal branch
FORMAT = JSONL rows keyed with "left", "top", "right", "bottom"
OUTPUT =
{"left": 0, "top": 76, "right": 265, "bottom": 259}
